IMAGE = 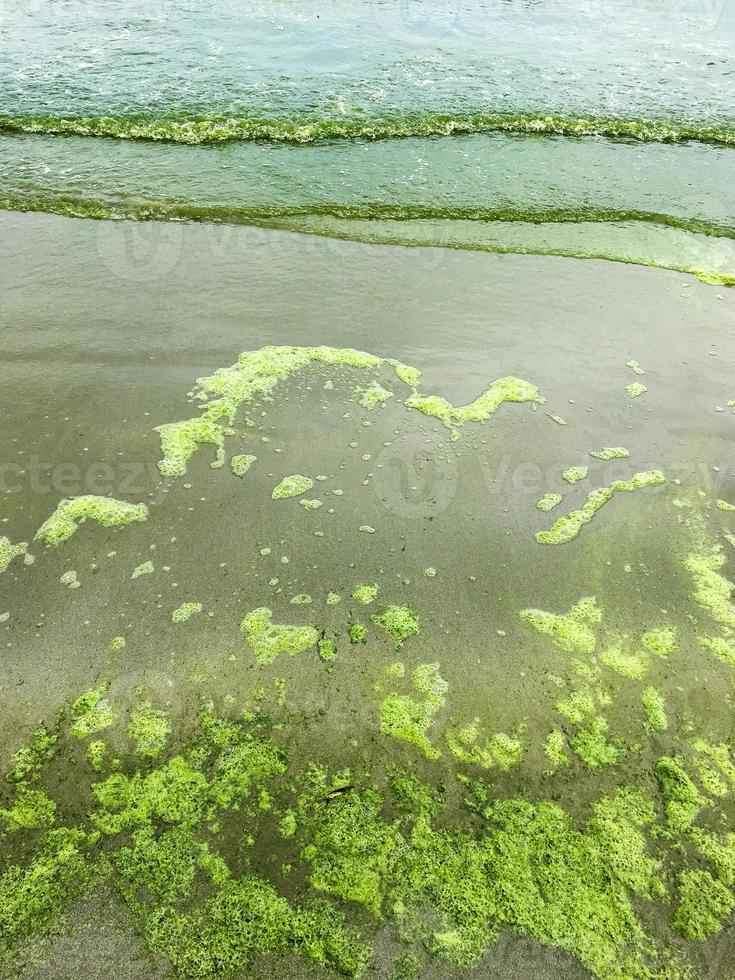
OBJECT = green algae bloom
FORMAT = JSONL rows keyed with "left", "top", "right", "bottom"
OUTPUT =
{"left": 299, "top": 498, "right": 323, "bottom": 511}
{"left": 231, "top": 453, "right": 257, "bottom": 477}
{"left": 6, "top": 724, "right": 57, "bottom": 783}
{"left": 688, "top": 828, "right": 735, "bottom": 887}
{"left": 700, "top": 634, "right": 735, "bottom": 667}
{"left": 716, "top": 498, "right": 735, "bottom": 511}
{"left": 131, "top": 559, "right": 154, "bottom": 579}
{"left": 626, "top": 359, "right": 645, "bottom": 375}
{"left": 600, "top": 646, "right": 649, "bottom": 679}
{"left": 171, "top": 602, "right": 203, "bottom": 623}
{"left": 685, "top": 549, "right": 735, "bottom": 629}
{"left": 656, "top": 756, "right": 707, "bottom": 833}
{"left": 86, "top": 740, "right": 107, "bottom": 772}
{"left": 272, "top": 474, "right": 314, "bottom": 500}
{"left": 358, "top": 382, "right": 394, "bottom": 410}
{"left": 60, "top": 569, "right": 80, "bottom": 589}
{"left": 0, "top": 536, "right": 28, "bottom": 574}
{"left": 586, "top": 788, "right": 663, "bottom": 899}
{"left": 389, "top": 953, "right": 421, "bottom": 980}
{"left": 641, "top": 626, "right": 677, "bottom": 658}
{"left": 590, "top": 447, "right": 630, "bottom": 460}
{"left": 641, "top": 687, "right": 668, "bottom": 731}
{"left": 154, "top": 346, "right": 386, "bottom": 477}
{"left": 155, "top": 415, "right": 227, "bottom": 477}
{"left": 6, "top": 110, "right": 735, "bottom": 147}
{"left": 625, "top": 382, "right": 647, "bottom": 398}
{"left": 446, "top": 720, "right": 523, "bottom": 771}
{"left": 0, "top": 827, "right": 96, "bottom": 957}
{"left": 380, "top": 664, "right": 447, "bottom": 759}
{"left": 290, "top": 594, "right": 313, "bottom": 605}
{"left": 387, "top": 358, "right": 422, "bottom": 388}
{"left": 69, "top": 687, "right": 116, "bottom": 739}
{"left": 544, "top": 730, "right": 570, "bottom": 767}
{"left": 536, "top": 492, "right": 562, "bottom": 512}
{"left": 562, "top": 465, "right": 589, "bottom": 484}
{"left": 556, "top": 688, "right": 597, "bottom": 725}
{"left": 352, "top": 583, "right": 379, "bottom": 605}
{"left": 520, "top": 596, "right": 601, "bottom": 655}
{"left": 673, "top": 870, "right": 735, "bottom": 941}
{"left": 404, "top": 376, "right": 544, "bottom": 433}
{"left": 128, "top": 702, "right": 171, "bottom": 758}
{"left": 691, "top": 740, "right": 735, "bottom": 794}
{"left": 34, "top": 496, "right": 148, "bottom": 546}
{"left": 325, "top": 591, "right": 342, "bottom": 605}
{"left": 348, "top": 618, "right": 368, "bottom": 644}
{"left": 359, "top": 525, "right": 375, "bottom": 534}
{"left": 570, "top": 716, "right": 624, "bottom": 768}
{"left": 4, "top": 685, "right": 734, "bottom": 980}
{"left": 0, "top": 785, "right": 57, "bottom": 832}
{"left": 241, "top": 607, "right": 318, "bottom": 665}
{"left": 536, "top": 470, "right": 665, "bottom": 545}
{"left": 371, "top": 605, "right": 419, "bottom": 648}
{"left": 318, "top": 638, "right": 337, "bottom": 663}
{"left": 109, "top": 636, "right": 126, "bottom": 653}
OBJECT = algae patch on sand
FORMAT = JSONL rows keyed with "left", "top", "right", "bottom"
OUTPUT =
{"left": 685, "top": 549, "right": 735, "bottom": 630}
{"left": 404, "top": 376, "right": 544, "bottom": 434}
{"left": 231, "top": 453, "right": 257, "bottom": 477}
{"left": 371, "top": 605, "right": 419, "bottom": 648}
{"left": 536, "top": 470, "right": 665, "bottom": 545}
{"left": 673, "top": 870, "right": 735, "bottom": 941}
{"left": 562, "top": 466, "right": 589, "bottom": 484}
{"left": 69, "top": 687, "right": 117, "bottom": 739}
{"left": 131, "top": 560, "right": 154, "bottom": 580}
{"left": 352, "top": 584, "right": 379, "bottom": 605}
{"left": 380, "top": 663, "right": 447, "bottom": 759}
{"left": 446, "top": 721, "right": 523, "bottom": 771}
{"left": 625, "top": 382, "right": 647, "bottom": 399}
{"left": 34, "top": 496, "right": 148, "bottom": 547}
{"left": 241, "top": 607, "right": 318, "bottom": 664}
{"left": 536, "top": 493, "right": 562, "bottom": 512}
{"left": 272, "top": 475, "right": 314, "bottom": 500}
{"left": 590, "top": 447, "right": 630, "bottom": 460}
{"left": 520, "top": 596, "right": 601, "bottom": 655}
{"left": 128, "top": 702, "right": 171, "bottom": 759}
{"left": 153, "top": 346, "right": 545, "bottom": 474}
{"left": 358, "top": 382, "right": 394, "bottom": 410}
{"left": 172, "top": 602, "right": 203, "bottom": 624}
{"left": 0, "top": 536, "right": 28, "bottom": 574}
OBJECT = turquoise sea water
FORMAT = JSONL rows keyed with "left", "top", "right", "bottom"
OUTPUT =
{"left": 1, "top": 0, "right": 734, "bottom": 279}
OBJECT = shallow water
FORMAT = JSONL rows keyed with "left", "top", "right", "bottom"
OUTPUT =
{"left": 1, "top": 0, "right": 734, "bottom": 279}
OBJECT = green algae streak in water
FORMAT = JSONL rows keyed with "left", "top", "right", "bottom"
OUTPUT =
{"left": 2, "top": 111, "right": 734, "bottom": 147}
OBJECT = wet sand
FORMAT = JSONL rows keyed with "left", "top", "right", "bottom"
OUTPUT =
{"left": 1, "top": 211, "right": 734, "bottom": 979}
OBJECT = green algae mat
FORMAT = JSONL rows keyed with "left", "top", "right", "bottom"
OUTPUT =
{"left": 1, "top": 216, "right": 735, "bottom": 977}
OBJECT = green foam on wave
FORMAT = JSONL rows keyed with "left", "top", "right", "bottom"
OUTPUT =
{"left": 1, "top": 110, "right": 734, "bottom": 147}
